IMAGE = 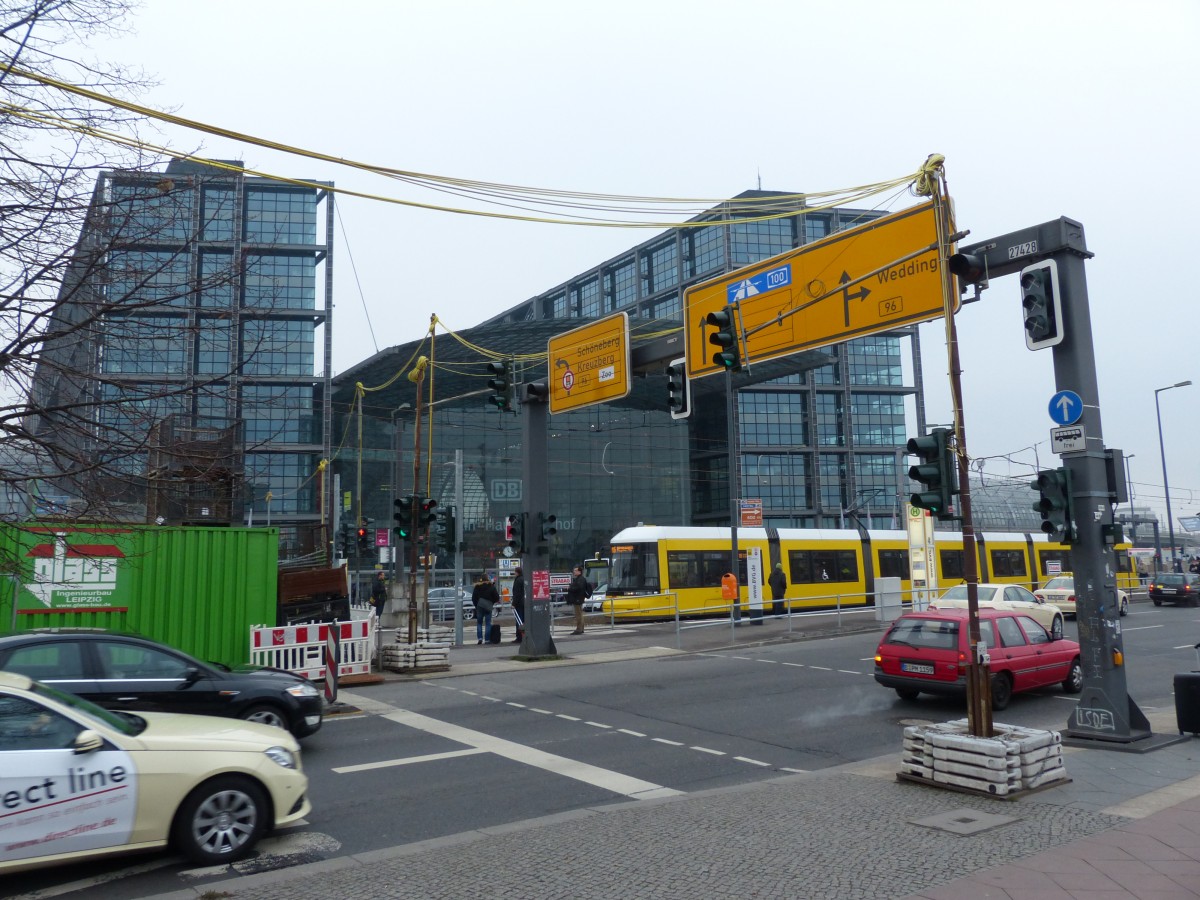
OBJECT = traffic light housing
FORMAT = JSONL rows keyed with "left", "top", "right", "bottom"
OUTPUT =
{"left": 339, "top": 522, "right": 355, "bottom": 557}
{"left": 506, "top": 513, "right": 525, "bottom": 553}
{"left": 356, "top": 522, "right": 370, "bottom": 552}
{"left": 417, "top": 497, "right": 437, "bottom": 531}
{"left": 394, "top": 496, "right": 414, "bottom": 541}
{"left": 435, "top": 508, "right": 456, "bottom": 554}
{"left": 665, "top": 357, "right": 690, "bottom": 419}
{"left": 1019, "top": 259, "right": 1064, "bottom": 350}
{"left": 907, "top": 427, "right": 955, "bottom": 519}
{"left": 705, "top": 305, "right": 742, "bottom": 371}
{"left": 486, "top": 359, "right": 514, "bottom": 411}
{"left": 539, "top": 512, "right": 558, "bottom": 541}
{"left": 1032, "top": 467, "right": 1076, "bottom": 543}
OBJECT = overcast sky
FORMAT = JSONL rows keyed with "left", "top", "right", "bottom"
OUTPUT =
{"left": 95, "top": 0, "right": 1200, "bottom": 536}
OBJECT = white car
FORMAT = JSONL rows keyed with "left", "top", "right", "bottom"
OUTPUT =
{"left": 583, "top": 582, "right": 608, "bottom": 613}
{"left": 0, "top": 670, "right": 311, "bottom": 874}
{"left": 1034, "top": 574, "right": 1129, "bottom": 618}
{"left": 928, "top": 583, "right": 1064, "bottom": 639}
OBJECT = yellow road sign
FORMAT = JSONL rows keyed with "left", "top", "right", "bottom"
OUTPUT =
{"left": 684, "top": 201, "right": 953, "bottom": 379}
{"left": 547, "top": 312, "right": 631, "bottom": 414}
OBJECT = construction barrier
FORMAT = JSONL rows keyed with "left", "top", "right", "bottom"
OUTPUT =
{"left": 250, "top": 614, "right": 375, "bottom": 681}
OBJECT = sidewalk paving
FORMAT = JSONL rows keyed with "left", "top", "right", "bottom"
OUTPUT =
{"left": 151, "top": 611, "right": 1200, "bottom": 900}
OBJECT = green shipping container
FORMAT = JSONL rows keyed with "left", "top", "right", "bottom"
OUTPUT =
{"left": 0, "top": 524, "right": 279, "bottom": 667}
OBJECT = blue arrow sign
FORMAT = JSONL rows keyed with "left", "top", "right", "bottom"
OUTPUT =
{"left": 1048, "top": 390, "right": 1083, "bottom": 426}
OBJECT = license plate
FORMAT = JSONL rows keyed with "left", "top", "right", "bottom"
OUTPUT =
{"left": 901, "top": 662, "right": 935, "bottom": 675}
{"left": 1164, "top": 588, "right": 1177, "bottom": 595}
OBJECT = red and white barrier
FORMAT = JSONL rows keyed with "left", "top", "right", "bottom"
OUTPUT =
{"left": 250, "top": 615, "right": 374, "bottom": 681}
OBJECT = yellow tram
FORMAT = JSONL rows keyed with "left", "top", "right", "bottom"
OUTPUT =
{"left": 603, "top": 525, "right": 1138, "bottom": 619}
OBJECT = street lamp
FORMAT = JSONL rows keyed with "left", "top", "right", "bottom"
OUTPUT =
{"left": 1122, "top": 453, "right": 1135, "bottom": 543}
{"left": 1155, "top": 381, "right": 1192, "bottom": 573}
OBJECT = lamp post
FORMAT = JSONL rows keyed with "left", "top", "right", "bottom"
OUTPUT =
{"left": 1122, "top": 453, "right": 1135, "bottom": 544}
{"left": 1155, "top": 381, "right": 1192, "bottom": 573}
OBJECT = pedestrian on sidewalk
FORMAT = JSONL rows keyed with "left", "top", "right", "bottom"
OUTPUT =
{"left": 511, "top": 567, "right": 526, "bottom": 643}
{"left": 370, "top": 572, "right": 388, "bottom": 612}
{"left": 768, "top": 563, "right": 787, "bottom": 616}
{"left": 472, "top": 574, "right": 498, "bottom": 645}
{"left": 565, "top": 566, "right": 591, "bottom": 634}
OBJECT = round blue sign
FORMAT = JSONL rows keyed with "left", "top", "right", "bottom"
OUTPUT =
{"left": 1048, "top": 390, "right": 1083, "bottom": 426}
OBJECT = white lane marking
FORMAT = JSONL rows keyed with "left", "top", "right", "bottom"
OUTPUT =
{"left": 734, "top": 756, "right": 770, "bottom": 767}
{"left": 379, "top": 707, "right": 682, "bottom": 800}
{"left": 838, "top": 669, "right": 860, "bottom": 675}
{"left": 481, "top": 696, "right": 502, "bottom": 702}
{"left": 461, "top": 690, "right": 478, "bottom": 696}
{"left": 652, "top": 738, "right": 684, "bottom": 746}
{"left": 691, "top": 746, "right": 725, "bottom": 755}
{"left": 585, "top": 721, "right": 612, "bottom": 729}
{"left": 619, "top": 729, "right": 646, "bottom": 737}
{"left": 780, "top": 767, "right": 809, "bottom": 774}
{"left": 530, "top": 708, "right": 553, "bottom": 715}
{"left": 730, "top": 656, "right": 753, "bottom": 660}
{"left": 556, "top": 714, "right": 581, "bottom": 721}
{"left": 782, "top": 662, "right": 805, "bottom": 668}
{"left": 507, "top": 702, "right": 526, "bottom": 708}
{"left": 808, "top": 665, "right": 832, "bottom": 671}
{"left": 334, "top": 747, "right": 487, "bottom": 773}
{"left": 1123, "top": 625, "right": 1164, "bottom": 631}
{"left": 1174, "top": 644, "right": 1198, "bottom": 650}
{"left": 758, "top": 659, "right": 779, "bottom": 664}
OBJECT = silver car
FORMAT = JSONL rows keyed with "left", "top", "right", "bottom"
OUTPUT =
{"left": 426, "top": 587, "right": 472, "bottom": 622}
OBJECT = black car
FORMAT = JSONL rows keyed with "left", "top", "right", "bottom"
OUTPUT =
{"left": 1148, "top": 573, "right": 1200, "bottom": 607}
{"left": 0, "top": 631, "right": 323, "bottom": 738}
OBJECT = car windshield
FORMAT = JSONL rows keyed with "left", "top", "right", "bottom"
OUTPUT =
{"left": 1156, "top": 574, "right": 1189, "bottom": 585}
{"left": 885, "top": 617, "right": 960, "bottom": 651}
{"left": 939, "top": 585, "right": 999, "bottom": 603}
{"left": 30, "top": 679, "right": 143, "bottom": 735}
{"left": 1043, "top": 576, "right": 1073, "bottom": 590}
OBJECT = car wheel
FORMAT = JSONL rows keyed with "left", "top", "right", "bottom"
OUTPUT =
{"left": 172, "top": 775, "right": 268, "bottom": 864}
{"left": 1050, "top": 614, "right": 1064, "bottom": 641}
{"left": 1062, "top": 657, "right": 1083, "bottom": 694}
{"left": 239, "top": 704, "right": 288, "bottom": 731}
{"left": 895, "top": 688, "right": 920, "bottom": 701}
{"left": 1152, "top": 597, "right": 1162, "bottom": 607}
{"left": 990, "top": 672, "right": 1013, "bottom": 711}
{"left": 1119, "top": 595, "right": 1129, "bottom": 616}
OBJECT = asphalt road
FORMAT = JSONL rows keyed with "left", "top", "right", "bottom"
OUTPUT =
{"left": 6, "top": 601, "right": 1198, "bottom": 900}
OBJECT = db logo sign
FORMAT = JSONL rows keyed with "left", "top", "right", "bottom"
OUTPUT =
{"left": 491, "top": 479, "right": 522, "bottom": 501}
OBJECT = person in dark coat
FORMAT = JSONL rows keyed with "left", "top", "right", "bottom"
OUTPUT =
{"left": 510, "top": 567, "right": 526, "bottom": 643}
{"left": 768, "top": 563, "right": 787, "bottom": 616}
{"left": 471, "top": 574, "right": 499, "bottom": 645}
{"left": 565, "top": 566, "right": 591, "bottom": 634}
{"left": 370, "top": 572, "right": 388, "bottom": 612}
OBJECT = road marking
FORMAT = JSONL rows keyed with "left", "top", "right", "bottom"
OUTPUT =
{"left": 374, "top": 706, "right": 682, "bottom": 800}
{"left": 556, "top": 713, "right": 581, "bottom": 721}
{"left": 585, "top": 721, "right": 612, "bottom": 729}
{"left": 507, "top": 702, "right": 526, "bottom": 708}
{"left": 652, "top": 738, "right": 684, "bottom": 746}
{"left": 782, "top": 662, "right": 805, "bottom": 668}
{"left": 780, "top": 767, "right": 809, "bottom": 774}
{"left": 758, "top": 659, "right": 779, "bottom": 664}
{"left": 619, "top": 729, "right": 646, "bottom": 737}
{"left": 1174, "top": 644, "right": 1198, "bottom": 650}
{"left": 730, "top": 656, "right": 753, "bottom": 660}
{"left": 1122, "top": 625, "right": 1164, "bottom": 631}
{"left": 691, "top": 746, "right": 725, "bottom": 755}
{"left": 461, "top": 690, "right": 478, "bottom": 696}
{"left": 838, "top": 669, "right": 860, "bottom": 675}
{"left": 334, "top": 747, "right": 488, "bottom": 773}
{"left": 530, "top": 708, "right": 553, "bottom": 715}
{"left": 808, "top": 665, "right": 832, "bottom": 671}
{"left": 734, "top": 756, "right": 770, "bottom": 767}
{"left": 482, "top": 696, "right": 502, "bottom": 702}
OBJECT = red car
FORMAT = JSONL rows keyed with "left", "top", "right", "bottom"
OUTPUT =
{"left": 874, "top": 607, "right": 1082, "bottom": 711}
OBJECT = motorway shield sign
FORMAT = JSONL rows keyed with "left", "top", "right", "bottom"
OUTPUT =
{"left": 547, "top": 313, "right": 631, "bottom": 414}
{"left": 683, "top": 201, "right": 952, "bottom": 380}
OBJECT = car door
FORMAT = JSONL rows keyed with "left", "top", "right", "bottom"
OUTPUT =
{"left": 1015, "top": 614, "right": 1072, "bottom": 686}
{"left": 0, "top": 639, "right": 101, "bottom": 699}
{"left": 992, "top": 614, "right": 1039, "bottom": 691}
{"left": 91, "top": 639, "right": 223, "bottom": 717}
{"left": 1004, "top": 586, "right": 1051, "bottom": 629}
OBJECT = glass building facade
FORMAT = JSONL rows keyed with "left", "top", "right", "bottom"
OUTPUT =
{"left": 28, "top": 160, "right": 333, "bottom": 550}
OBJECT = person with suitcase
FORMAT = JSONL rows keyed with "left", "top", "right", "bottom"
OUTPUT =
{"left": 472, "top": 574, "right": 499, "bottom": 645}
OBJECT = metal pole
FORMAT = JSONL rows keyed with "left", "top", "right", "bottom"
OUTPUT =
{"left": 407, "top": 368, "right": 425, "bottom": 647}
{"left": 726, "top": 366, "right": 741, "bottom": 623}
{"left": 453, "top": 449, "right": 464, "bottom": 647}
{"left": 1155, "top": 382, "right": 1191, "bottom": 573}
{"left": 1123, "top": 454, "right": 1136, "bottom": 545}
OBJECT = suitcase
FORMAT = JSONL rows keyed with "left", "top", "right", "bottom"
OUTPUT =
{"left": 1177, "top": 642, "right": 1200, "bottom": 735}
{"left": 488, "top": 623, "right": 502, "bottom": 644}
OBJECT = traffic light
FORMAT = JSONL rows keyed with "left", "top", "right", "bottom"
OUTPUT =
{"left": 417, "top": 496, "right": 437, "bottom": 531}
{"left": 435, "top": 508, "right": 457, "bottom": 554}
{"left": 506, "top": 513, "right": 525, "bottom": 553}
{"left": 394, "top": 496, "right": 414, "bottom": 541}
{"left": 665, "top": 357, "right": 690, "bottom": 419}
{"left": 1032, "top": 467, "right": 1076, "bottom": 543}
{"left": 1019, "top": 259, "right": 1064, "bottom": 350}
{"left": 339, "top": 522, "right": 355, "bottom": 557}
{"left": 356, "top": 522, "right": 370, "bottom": 552}
{"left": 907, "top": 427, "right": 954, "bottom": 519}
{"left": 705, "top": 305, "right": 742, "bottom": 371}
{"left": 486, "top": 359, "right": 514, "bottom": 411}
{"left": 539, "top": 512, "right": 558, "bottom": 541}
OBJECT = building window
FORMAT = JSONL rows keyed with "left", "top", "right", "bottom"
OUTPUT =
{"left": 244, "top": 188, "right": 316, "bottom": 244}
{"left": 107, "top": 250, "right": 191, "bottom": 308}
{"left": 199, "top": 252, "right": 236, "bottom": 308}
{"left": 242, "top": 320, "right": 314, "bottom": 376}
{"left": 202, "top": 188, "right": 235, "bottom": 241}
{"left": 819, "top": 453, "right": 845, "bottom": 512}
{"left": 546, "top": 292, "right": 568, "bottom": 319}
{"left": 815, "top": 393, "right": 843, "bottom": 446}
{"left": 245, "top": 452, "right": 317, "bottom": 514}
{"left": 642, "top": 240, "right": 678, "bottom": 294}
{"left": 197, "top": 317, "right": 233, "bottom": 375}
{"left": 100, "top": 316, "right": 188, "bottom": 375}
{"left": 572, "top": 277, "right": 600, "bottom": 318}
{"left": 110, "top": 180, "right": 193, "bottom": 243}
{"left": 804, "top": 215, "right": 831, "bottom": 244}
{"left": 739, "top": 393, "right": 807, "bottom": 446}
{"left": 243, "top": 385, "right": 318, "bottom": 445}
{"left": 604, "top": 260, "right": 637, "bottom": 310}
{"left": 243, "top": 254, "right": 315, "bottom": 309}
{"left": 742, "top": 454, "right": 808, "bottom": 511}
{"left": 650, "top": 293, "right": 681, "bottom": 321}
{"left": 848, "top": 335, "right": 902, "bottom": 386}
{"left": 730, "top": 218, "right": 791, "bottom": 267}
{"left": 813, "top": 360, "right": 840, "bottom": 385}
{"left": 689, "top": 225, "right": 724, "bottom": 276}
{"left": 850, "top": 393, "right": 905, "bottom": 445}
{"left": 853, "top": 453, "right": 897, "bottom": 514}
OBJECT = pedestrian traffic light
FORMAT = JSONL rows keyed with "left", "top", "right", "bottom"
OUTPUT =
{"left": 665, "top": 357, "right": 690, "bottom": 419}
{"left": 705, "top": 306, "right": 742, "bottom": 371}
{"left": 435, "top": 508, "right": 456, "bottom": 554}
{"left": 1019, "top": 259, "right": 1064, "bottom": 350}
{"left": 506, "top": 513, "right": 525, "bottom": 552}
{"left": 339, "top": 522, "right": 355, "bottom": 556}
{"left": 907, "top": 427, "right": 954, "bottom": 519}
{"left": 417, "top": 496, "right": 437, "bottom": 531}
{"left": 356, "top": 522, "right": 370, "bottom": 552}
{"left": 394, "top": 496, "right": 414, "bottom": 541}
{"left": 1032, "top": 467, "right": 1076, "bottom": 543}
{"left": 486, "top": 359, "right": 514, "bottom": 411}
{"left": 539, "top": 512, "right": 558, "bottom": 541}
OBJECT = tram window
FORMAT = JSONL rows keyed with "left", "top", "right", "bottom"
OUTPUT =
{"left": 878, "top": 549, "right": 910, "bottom": 579}
{"left": 939, "top": 549, "right": 964, "bottom": 580}
{"left": 667, "top": 550, "right": 746, "bottom": 588}
{"left": 990, "top": 550, "right": 1027, "bottom": 578}
{"left": 1038, "top": 549, "right": 1071, "bottom": 577}
{"left": 788, "top": 549, "right": 858, "bottom": 584}
{"left": 610, "top": 544, "right": 659, "bottom": 592}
